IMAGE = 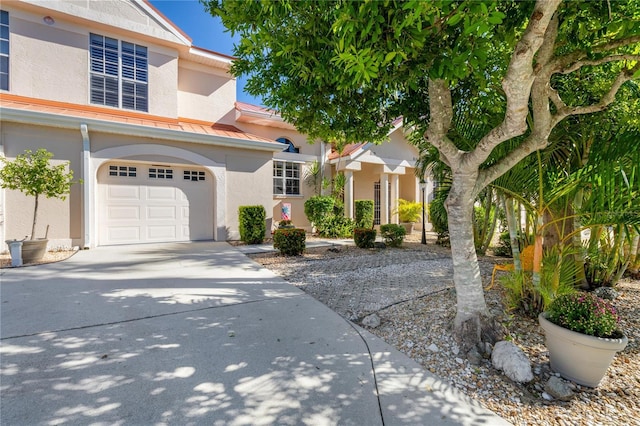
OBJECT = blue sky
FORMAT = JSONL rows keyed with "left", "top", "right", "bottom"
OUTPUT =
{"left": 149, "top": 0, "right": 263, "bottom": 106}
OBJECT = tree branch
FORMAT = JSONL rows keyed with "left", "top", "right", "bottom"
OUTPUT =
{"left": 476, "top": 133, "right": 546, "bottom": 192}
{"left": 551, "top": 35, "right": 640, "bottom": 74}
{"left": 558, "top": 54, "right": 640, "bottom": 75}
{"left": 468, "top": 0, "right": 561, "bottom": 167}
{"left": 425, "top": 78, "right": 459, "bottom": 168}
{"left": 552, "top": 61, "right": 640, "bottom": 126}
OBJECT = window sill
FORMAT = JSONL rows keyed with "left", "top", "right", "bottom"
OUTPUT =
{"left": 274, "top": 194, "right": 304, "bottom": 199}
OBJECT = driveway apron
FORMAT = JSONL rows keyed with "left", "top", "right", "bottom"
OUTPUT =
{"left": 0, "top": 242, "right": 509, "bottom": 425}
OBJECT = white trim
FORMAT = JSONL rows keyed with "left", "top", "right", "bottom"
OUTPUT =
{"left": 91, "top": 143, "right": 227, "bottom": 246}
{"left": 80, "top": 124, "right": 92, "bottom": 248}
{"left": 0, "top": 107, "right": 284, "bottom": 153}
{"left": 273, "top": 152, "right": 317, "bottom": 163}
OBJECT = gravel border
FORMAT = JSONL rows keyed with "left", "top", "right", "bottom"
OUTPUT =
{"left": 250, "top": 241, "right": 640, "bottom": 426}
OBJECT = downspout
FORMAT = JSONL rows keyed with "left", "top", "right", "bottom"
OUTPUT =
{"left": 320, "top": 141, "right": 326, "bottom": 196}
{"left": 80, "top": 124, "right": 92, "bottom": 248}
{"left": 0, "top": 139, "right": 5, "bottom": 246}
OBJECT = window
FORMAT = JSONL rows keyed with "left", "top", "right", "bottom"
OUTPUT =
{"left": 273, "top": 161, "right": 300, "bottom": 195}
{"left": 90, "top": 33, "right": 148, "bottom": 111}
{"left": 0, "top": 10, "right": 8, "bottom": 91}
{"left": 184, "top": 170, "right": 205, "bottom": 181}
{"left": 276, "top": 137, "right": 299, "bottom": 153}
{"left": 109, "top": 165, "right": 137, "bottom": 177}
{"left": 149, "top": 168, "right": 172, "bottom": 179}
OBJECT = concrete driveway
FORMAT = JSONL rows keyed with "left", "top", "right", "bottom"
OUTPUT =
{"left": 0, "top": 242, "right": 509, "bottom": 425}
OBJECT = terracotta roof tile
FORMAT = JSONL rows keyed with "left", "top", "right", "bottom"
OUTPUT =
{"left": 0, "top": 94, "right": 277, "bottom": 144}
{"left": 327, "top": 143, "right": 365, "bottom": 160}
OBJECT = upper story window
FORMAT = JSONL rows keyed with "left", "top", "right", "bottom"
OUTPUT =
{"left": 0, "top": 10, "right": 9, "bottom": 91}
{"left": 90, "top": 33, "right": 148, "bottom": 112}
{"left": 273, "top": 160, "right": 300, "bottom": 196}
{"left": 276, "top": 137, "right": 300, "bottom": 153}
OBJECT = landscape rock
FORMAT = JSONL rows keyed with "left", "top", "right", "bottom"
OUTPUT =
{"left": 362, "top": 313, "right": 381, "bottom": 328}
{"left": 545, "top": 376, "right": 575, "bottom": 401}
{"left": 373, "top": 242, "right": 387, "bottom": 249}
{"left": 427, "top": 343, "right": 440, "bottom": 352}
{"left": 594, "top": 287, "right": 619, "bottom": 300}
{"left": 467, "top": 347, "right": 483, "bottom": 365}
{"left": 491, "top": 340, "right": 533, "bottom": 383}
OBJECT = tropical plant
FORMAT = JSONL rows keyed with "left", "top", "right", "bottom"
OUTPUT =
{"left": 0, "top": 148, "right": 77, "bottom": 240}
{"left": 273, "top": 228, "right": 306, "bottom": 255}
{"left": 396, "top": 199, "right": 422, "bottom": 223}
{"left": 206, "top": 0, "right": 640, "bottom": 350}
{"left": 304, "top": 195, "right": 334, "bottom": 230}
{"left": 547, "top": 292, "right": 621, "bottom": 338}
{"left": 380, "top": 224, "right": 406, "bottom": 247}
{"left": 353, "top": 227, "right": 376, "bottom": 248}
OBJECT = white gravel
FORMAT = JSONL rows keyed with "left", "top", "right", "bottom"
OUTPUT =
{"left": 250, "top": 241, "right": 640, "bottom": 426}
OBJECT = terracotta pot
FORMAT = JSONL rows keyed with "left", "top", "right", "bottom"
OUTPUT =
{"left": 21, "top": 239, "right": 48, "bottom": 264}
{"left": 400, "top": 223, "right": 414, "bottom": 234}
{"left": 539, "top": 313, "right": 628, "bottom": 387}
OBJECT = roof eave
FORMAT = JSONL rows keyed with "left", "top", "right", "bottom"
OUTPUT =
{"left": 0, "top": 107, "right": 284, "bottom": 153}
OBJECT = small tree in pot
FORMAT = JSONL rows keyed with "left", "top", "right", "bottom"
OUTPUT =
{"left": 0, "top": 149, "right": 76, "bottom": 263}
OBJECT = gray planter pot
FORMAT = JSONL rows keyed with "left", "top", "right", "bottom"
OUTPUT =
{"left": 538, "top": 313, "right": 628, "bottom": 387}
{"left": 400, "top": 223, "right": 414, "bottom": 234}
{"left": 21, "top": 239, "right": 48, "bottom": 264}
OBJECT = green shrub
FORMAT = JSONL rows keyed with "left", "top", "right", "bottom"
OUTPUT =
{"left": 396, "top": 199, "right": 422, "bottom": 223}
{"left": 354, "top": 227, "right": 377, "bottom": 248}
{"left": 355, "top": 200, "right": 374, "bottom": 228}
{"left": 493, "top": 231, "right": 512, "bottom": 257}
{"left": 304, "top": 195, "right": 334, "bottom": 228}
{"left": 429, "top": 194, "right": 449, "bottom": 246}
{"left": 547, "top": 292, "right": 620, "bottom": 338}
{"left": 278, "top": 220, "right": 295, "bottom": 229}
{"left": 317, "top": 215, "right": 354, "bottom": 238}
{"left": 380, "top": 224, "right": 406, "bottom": 247}
{"left": 238, "top": 205, "right": 266, "bottom": 244}
{"left": 273, "top": 228, "right": 306, "bottom": 255}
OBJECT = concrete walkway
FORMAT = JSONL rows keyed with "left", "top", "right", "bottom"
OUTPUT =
{"left": 0, "top": 242, "right": 509, "bottom": 425}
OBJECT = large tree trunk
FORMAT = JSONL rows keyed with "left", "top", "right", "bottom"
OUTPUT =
{"left": 446, "top": 173, "right": 503, "bottom": 354}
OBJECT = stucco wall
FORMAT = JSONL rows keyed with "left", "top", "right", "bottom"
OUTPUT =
{"left": 4, "top": 6, "right": 180, "bottom": 118}
{"left": 226, "top": 152, "right": 276, "bottom": 239}
{"left": 1, "top": 123, "right": 83, "bottom": 248}
{"left": 178, "top": 62, "right": 236, "bottom": 124}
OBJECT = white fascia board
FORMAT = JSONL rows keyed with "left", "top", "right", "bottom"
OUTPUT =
{"left": 0, "top": 107, "right": 284, "bottom": 153}
{"left": 273, "top": 152, "right": 318, "bottom": 163}
{"left": 187, "top": 47, "right": 234, "bottom": 70}
{"left": 134, "top": 0, "right": 192, "bottom": 46}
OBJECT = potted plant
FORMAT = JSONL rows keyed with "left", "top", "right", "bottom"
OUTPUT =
{"left": 0, "top": 148, "right": 77, "bottom": 264}
{"left": 395, "top": 199, "right": 422, "bottom": 234}
{"left": 538, "top": 292, "right": 628, "bottom": 387}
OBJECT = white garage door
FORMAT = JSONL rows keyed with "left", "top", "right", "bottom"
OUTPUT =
{"left": 98, "top": 162, "right": 214, "bottom": 245}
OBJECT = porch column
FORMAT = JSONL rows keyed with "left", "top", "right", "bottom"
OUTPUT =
{"left": 390, "top": 174, "right": 399, "bottom": 224}
{"left": 344, "top": 170, "right": 354, "bottom": 219}
{"left": 380, "top": 173, "right": 389, "bottom": 224}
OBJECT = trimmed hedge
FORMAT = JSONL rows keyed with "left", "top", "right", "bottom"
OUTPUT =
{"left": 273, "top": 228, "right": 306, "bottom": 255}
{"left": 304, "top": 195, "right": 334, "bottom": 228}
{"left": 318, "top": 215, "right": 355, "bottom": 238}
{"left": 354, "top": 227, "right": 377, "bottom": 249}
{"left": 238, "top": 205, "right": 266, "bottom": 244}
{"left": 355, "top": 199, "right": 374, "bottom": 229}
{"left": 380, "top": 224, "right": 406, "bottom": 247}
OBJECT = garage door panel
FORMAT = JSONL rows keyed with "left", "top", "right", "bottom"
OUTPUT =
{"left": 147, "top": 186, "right": 178, "bottom": 201}
{"left": 108, "top": 185, "right": 140, "bottom": 200}
{"left": 108, "top": 206, "right": 141, "bottom": 220}
{"left": 147, "top": 206, "right": 177, "bottom": 220}
{"left": 147, "top": 225, "right": 177, "bottom": 240}
{"left": 99, "top": 162, "right": 214, "bottom": 246}
{"left": 108, "top": 226, "right": 141, "bottom": 243}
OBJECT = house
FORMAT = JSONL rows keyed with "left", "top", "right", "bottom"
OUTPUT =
{"left": 0, "top": 0, "right": 432, "bottom": 250}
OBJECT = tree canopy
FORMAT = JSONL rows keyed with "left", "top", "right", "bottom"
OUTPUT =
{"left": 205, "top": 0, "right": 640, "bottom": 348}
